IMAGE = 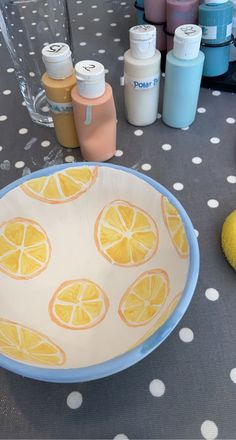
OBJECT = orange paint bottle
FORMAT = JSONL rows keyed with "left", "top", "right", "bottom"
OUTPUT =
{"left": 42, "top": 43, "right": 79, "bottom": 149}
{"left": 71, "top": 60, "right": 116, "bottom": 161}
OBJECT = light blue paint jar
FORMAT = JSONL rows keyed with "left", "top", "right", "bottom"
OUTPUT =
{"left": 163, "top": 25, "right": 205, "bottom": 128}
{"left": 134, "top": 1, "right": 145, "bottom": 24}
{"left": 199, "top": 0, "right": 233, "bottom": 76}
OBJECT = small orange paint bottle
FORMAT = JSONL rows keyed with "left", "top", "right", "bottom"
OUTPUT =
{"left": 71, "top": 60, "right": 116, "bottom": 161}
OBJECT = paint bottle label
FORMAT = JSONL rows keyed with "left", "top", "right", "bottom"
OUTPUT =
{"left": 47, "top": 99, "right": 73, "bottom": 114}
{"left": 201, "top": 22, "right": 232, "bottom": 39}
{"left": 124, "top": 73, "right": 160, "bottom": 90}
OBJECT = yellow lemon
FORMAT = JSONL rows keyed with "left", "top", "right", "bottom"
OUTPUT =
{"left": 21, "top": 166, "right": 98, "bottom": 204}
{"left": 0, "top": 218, "right": 51, "bottom": 279}
{"left": 0, "top": 319, "right": 65, "bottom": 366}
{"left": 221, "top": 210, "right": 236, "bottom": 270}
{"left": 49, "top": 279, "right": 109, "bottom": 330}
{"left": 95, "top": 200, "right": 159, "bottom": 266}
{"left": 119, "top": 269, "right": 169, "bottom": 327}
{"left": 161, "top": 196, "right": 189, "bottom": 258}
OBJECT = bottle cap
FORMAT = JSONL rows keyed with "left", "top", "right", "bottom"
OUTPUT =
{"left": 42, "top": 43, "right": 73, "bottom": 79}
{"left": 129, "top": 24, "right": 156, "bottom": 59}
{"left": 173, "top": 25, "right": 202, "bottom": 60}
{"left": 75, "top": 60, "right": 105, "bottom": 98}
{"left": 205, "top": 0, "right": 228, "bottom": 4}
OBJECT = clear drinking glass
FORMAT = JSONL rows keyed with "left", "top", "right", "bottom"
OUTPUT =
{"left": 0, "top": 0, "right": 71, "bottom": 126}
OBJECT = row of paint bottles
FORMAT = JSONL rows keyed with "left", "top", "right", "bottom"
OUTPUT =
{"left": 42, "top": 43, "right": 116, "bottom": 161}
{"left": 124, "top": 24, "right": 204, "bottom": 129}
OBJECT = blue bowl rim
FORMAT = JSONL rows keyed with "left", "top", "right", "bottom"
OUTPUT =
{"left": 0, "top": 162, "right": 199, "bottom": 383}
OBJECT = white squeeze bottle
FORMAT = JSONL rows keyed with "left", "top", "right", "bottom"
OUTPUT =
{"left": 124, "top": 25, "right": 161, "bottom": 126}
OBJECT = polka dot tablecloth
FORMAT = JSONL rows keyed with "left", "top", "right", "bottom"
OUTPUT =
{"left": 0, "top": 1, "right": 236, "bottom": 439}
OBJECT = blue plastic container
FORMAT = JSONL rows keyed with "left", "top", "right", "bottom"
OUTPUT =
{"left": 134, "top": 1, "right": 145, "bottom": 24}
{"left": 199, "top": 0, "right": 233, "bottom": 76}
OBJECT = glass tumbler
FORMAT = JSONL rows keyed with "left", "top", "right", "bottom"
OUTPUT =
{"left": 0, "top": 0, "right": 71, "bottom": 127}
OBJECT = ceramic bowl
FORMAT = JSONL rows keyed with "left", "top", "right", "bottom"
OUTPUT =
{"left": 0, "top": 163, "right": 199, "bottom": 382}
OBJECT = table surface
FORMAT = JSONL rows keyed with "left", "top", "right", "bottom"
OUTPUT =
{"left": 0, "top": 1, "right": 236, "bottom": 439}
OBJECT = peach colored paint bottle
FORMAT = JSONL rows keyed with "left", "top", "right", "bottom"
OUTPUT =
{"left": 71, "top": 61, "right": 116, "bottom": 162}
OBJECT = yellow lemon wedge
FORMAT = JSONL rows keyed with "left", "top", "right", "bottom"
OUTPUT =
{"left": 161, "top": 196, "right": 189, "bottom": 258}
{"left": 95, "top": 200, "right": 159, "bottom": 266}
{"left": 21, "top": 166, "right": 98, "bottom": 204}
{"left": 0, "top": 319, "right": 65, "bottom": 366}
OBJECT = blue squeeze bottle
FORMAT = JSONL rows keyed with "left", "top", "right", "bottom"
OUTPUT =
{"left": 162, "top": 25, "right": 205, "bottom": 129}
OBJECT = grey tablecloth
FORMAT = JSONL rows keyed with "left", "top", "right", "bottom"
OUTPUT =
{"left": 0, "top": 1, "right": 236, "bottom": 439}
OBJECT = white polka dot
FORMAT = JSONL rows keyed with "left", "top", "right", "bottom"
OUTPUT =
{"left": 105, "top": 69, "right": 109, "bottom": 74}
{"left": 42, "top": 106, "right": 49, "bottom": 113}
{"left": 162, "top": 72, "right": 165, "bottom": 77}
{"left": 32, "top": 10, "right": 37, "bottom": 13}
{"left": 18, "top": 43, "right": 23, "bottom": 47}
{"left": 41, "top": 140, "right": 50, "bottom": 147}
{"left": 197, "top": 107, "right": 206, "bottom": 113}
{"left": 77, "top": 12, "right": 83, "bottom": 16}
{"left": 120, "top": 1, "right": 127, "bottom": 4}
{"left": 212, "top": 90, "right": 221, "bottom": 96}
{"left": 210, "top": 137, "right": 220, "bottom": 144}
{"left": 65, "top": 155, "right": 75, "bottom": 163}
{"left": 194, "top": 229, "right": 199, "bottom": 238}
{"left": 0, "top": 146, "right": 3, "bottom": 151}
{"left": 226, "top": 117, "right": 235, "bottom": 124}
{"left": 114, "top": 149, "right": 123, "bottom": 158}
{"left": 29, "top": 51, "right": 35, "bottom": 55}
{"left": 3, "top": 89, "right": 11, "bottom": 95}
{"left": 20, "top": 16, "right": 25, "bottom": 19}
{"left": 114, "top": 38, "right": 120, "bottom": 42}
{"left": 7, "top": 68, "right": 14, "bottom": 73}
{"left": 91, "top": 5, "right": 98, "bottom": 8}
{"left": 157, "top": 113, "right": 162, "bottom": 119}
{"left": 67, "top": 391, "right": 83, "bottom": 410}
{"left": 134, "top": 129, "right": 143, "bottom": 136}
{"left": 124, "top": 14, "right": 131, "bottom": 17}
{"left": 141, "top": 163, "right": 151, "bottom": 171}
{"left": 22, "top": 101, "right": 26, "bottom": 106}
{"left": 29, "top": 72, "right": 35, "bottom": 77}
{"left": 31, "top": 22, "right": 37, "bottom": 26}
{"left": 149, "top": 379, "right": 165, "bottom": 397}
{"left": 118, "top": 56, "right": 124, "bottom": 61}
{"left": 107, "top": 9, "right": 114, "bottom": 12}
{"left": 181, "top": 126, "right": 189, "bottom": 130}
{"left": 76, "top": 0, "right": 82, "bottom": 3}
{"left": 162, "top": 143, "right": 171, "bottom": 151}
{"left": 0, "top": 115, "right": 7, "bottom": 121}
{"left": 205, "top": 288, "right": 219, "bottom": 301}
{"left": 18, "top": 29, "right": 23, "bottom": 32}
{"left": 95, "top": 32, "right": 102, "bottom": 36}
{"left": 15, "top": 161, "right": 25, "bottom": 169}
{"left": 120, "top": 76, "right": 124, "bottom": 86}
{"left": 207, "top": 199, "right": 219, "bottom": 208}
{"left": 110, "top": 23, "right": 117, "bottom": 26}
{"left": 56, "top": 33, "right": 61, "bottom": 37}
{"left": 201, "top": 420, "right": 218, "bottom": 440}
{"left": 173, "top": 182, "right": 184, "bottom": 191}
{"left": 113, "top": 435, "right": 129, "bottom": 440}
{"left": 192, "top": 156, "right": 202, "bottom": 164}
{"left": 93, "top": 17, "right": 100, "bottom": 21}
{"left": 227, "top": 175, "right": 236, "bottom": 183}
{"left": 80, "top": 42, "right": 86, "bottom": 46}
{"left": 98, "top": 49, "right": 105, "bottom": 53}
{"left": 78, "top": 26, "right": 85, "bottom": 30}
{"left": 230, "top": 368, "right": 236, "bottom": 383}
{"left": 179, "top": 328, "right": 194, "bottom": 343}
{"left": 18, "top": 128, "right": 28, "bottom": 135}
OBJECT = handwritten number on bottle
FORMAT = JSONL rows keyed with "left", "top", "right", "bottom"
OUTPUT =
{"left": 47, "top": 44, "right": 64, "bottom": 53}
{"left": 82, "top": 64, "right": 96, "bottom": 72}
{"left": 180, "top": 25, "right": 197, "bottom": 36}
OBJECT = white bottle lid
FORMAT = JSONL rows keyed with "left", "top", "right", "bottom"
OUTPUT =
{"left": 75, "top": 60, "right": 105, "bottom": 99}
{"left": 173, "top": 25, "right": 202, "bottom": 60}
{"left": 129, "top": 24, "right": 156, "bottom": 59}
{"left": 205, "top": 0, "right": 228, "bottom": 4}
{"left": 42, "top": 43, "right": 73, "bottom": 79}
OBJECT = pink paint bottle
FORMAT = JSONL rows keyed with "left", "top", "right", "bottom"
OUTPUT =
{"left": 71, "top": 61, "right": 116, "bottom": 162}
{"left": 144, "top": 0, "right": 167, "bottom": 51}
{"left": 166, "top": 0, "right": 199, "bottom": 50}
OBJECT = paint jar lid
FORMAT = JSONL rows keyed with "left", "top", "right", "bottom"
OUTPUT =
{"left": 205, "top": 0, "right": 228, "bottom": 4}
{"left": 173, "top": 25, "right": 202, "bottom": 60}
{"left": 42, "top": 43, "right": 73, "bottom": 79}
{"left": 75, "top": 60, "right": 105, "bottom": 99}
{"left": 129, "top": 24, "right": 156, "bottom": 59}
